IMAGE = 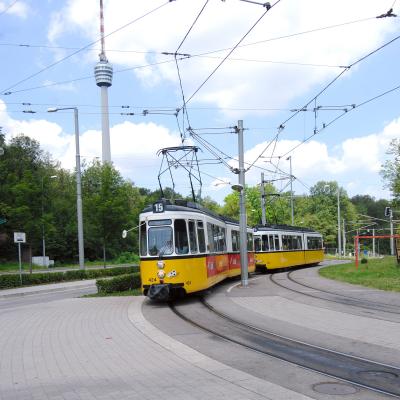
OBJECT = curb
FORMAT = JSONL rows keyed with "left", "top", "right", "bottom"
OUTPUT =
{"left": 0, "top": 280, "right": 97, "bottom": 299}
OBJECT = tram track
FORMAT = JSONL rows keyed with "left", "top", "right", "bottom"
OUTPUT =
{"left": 269, "top": 270, "right": 400, "bottom": 318}
{"left": 170, "top": 296, "right": 400, "bottom": 398}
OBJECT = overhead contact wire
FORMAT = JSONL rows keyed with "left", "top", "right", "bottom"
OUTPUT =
{"left": 183, "top": 0, "right": 281, "bottom": 107}
{"left": 1, "top": 0, "right": 172, "bottom": 94}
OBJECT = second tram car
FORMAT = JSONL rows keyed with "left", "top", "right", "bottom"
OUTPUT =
{"left": 139, "top": 200, "right": 255, "bottom": 300}
{"left": 253, "top": 225, "right": 324, "bottom": 271}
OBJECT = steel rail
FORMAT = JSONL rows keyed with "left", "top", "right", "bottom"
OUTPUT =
{"left": 268, "top": 269, "right": 400, "bottom": 317}
{"left": 170, "top": 298, "right": 400, "bottom": 397}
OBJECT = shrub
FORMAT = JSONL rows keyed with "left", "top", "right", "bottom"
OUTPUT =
{"left": 115, "top": 252, "right": 140, "bottom": 264}
{"left": 96, "top": 273, "right": 141, "bottom": 294}
{"left": 0, "top": 274, "right": 21, "bottom": 289}
{"left": 361, "top": 258, "right": 368, "bottom": 264}
{"left": 0, "top": 265, "right": 140, "bottom": 290}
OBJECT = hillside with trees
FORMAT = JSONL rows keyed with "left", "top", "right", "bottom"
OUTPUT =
{"left": 0, "top": 133, "right": 397, "bottom": 264}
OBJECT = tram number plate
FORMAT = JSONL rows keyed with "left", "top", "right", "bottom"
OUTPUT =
{"left": 153, "top": 202, "right": 165, "bottom": 213}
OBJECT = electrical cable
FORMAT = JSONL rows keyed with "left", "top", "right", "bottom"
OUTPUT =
{"left": 173, "top": 0, "right": 211, "bottom": 142}
{"left": 0, "top": 0, "right": 18, "bottom": 17}
{"left": 0, "top": 0, "right": 172, "bottom": 94}
{"left": 183, "top": 0, "right": 281, "bottom": 107}
{"left": 246, "top": 31, "right": 400, "bottom": 172}
{"left": 279, "top": 82, "right": 400, "bottom": 159}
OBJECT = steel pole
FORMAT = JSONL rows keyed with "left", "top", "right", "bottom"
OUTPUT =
{"left": 238, "top": 120, "right": 248, "bottom": 287}
{"left": 74, "top": 108, "right": 85, "bottom": 269}
{"left": 337, "top": 188, "right": 341, "bottom": 257}
{"left": 342, "top": 218, "right": 346, "bottom": 257}
{"left": 390, "top": 211, "right": 394, "bottom": 256}
{"left": 372, "top": 228, "right": 376, "bottom": 257}
{"left": 18, "top": 242, "right": 22, "bottom": 285}
{"left": 288, "top": 156, "right": 294, "bottom": 225}
{"left": 41, "top": 176, "right": 46, "bottom": 267}
{"left": 261, "top": 172, "right": 266, "bottom": 225}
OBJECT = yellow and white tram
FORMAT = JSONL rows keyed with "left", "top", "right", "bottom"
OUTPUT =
{"left": 139, "top": 200, "right": 255, "bottom": 300}
{"left": 253, "top": 225, "right": 324, "bottom": 271}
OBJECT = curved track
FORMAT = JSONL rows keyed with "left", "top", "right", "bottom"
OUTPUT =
{"left": 268, "top": 269, "right": 400, "bottom": 318}
{"left": 170, "top": 296, "right": 400, "bottom": 398}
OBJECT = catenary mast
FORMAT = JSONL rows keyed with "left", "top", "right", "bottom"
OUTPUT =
{"left": 94, "top": 0, "right": 113, "bottom": 163}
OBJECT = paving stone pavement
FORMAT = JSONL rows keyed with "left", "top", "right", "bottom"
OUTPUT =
{"left": 0, "top": 295, "right": 313, "bottom": 400}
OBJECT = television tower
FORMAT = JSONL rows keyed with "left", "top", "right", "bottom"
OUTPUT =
{"left": 94, "top": 0, "right": 113, "bottom": 163}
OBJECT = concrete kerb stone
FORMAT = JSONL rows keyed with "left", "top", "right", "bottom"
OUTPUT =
{"left": 0, "top": 279, "right": 97, "bottom": 299}
{"left": 128, "top": 298, "right": 313, "bottom": 400}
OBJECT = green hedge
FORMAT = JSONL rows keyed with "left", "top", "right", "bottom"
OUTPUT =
{"left": 0, "top": 265, "right": 139, "bottom": 290}
{"left": 96, "top": 273, "right": 141, "bottom": 294}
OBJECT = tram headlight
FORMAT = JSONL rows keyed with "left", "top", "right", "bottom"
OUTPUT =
{"left": 157, "top": 270, "right": 166, "bottom": 279}
{"left": 157, "top": 261, "right": 165, "bottom": 269}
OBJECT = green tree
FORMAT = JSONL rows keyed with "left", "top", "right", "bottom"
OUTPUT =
{"left": 381, "top": 138, "right": 400, "bottom": 205}
{"left": 82, "top": 161, "right": 144, "bottom": 262}
{"left": 0, "top": 135, "right": 58, "bottom": 260}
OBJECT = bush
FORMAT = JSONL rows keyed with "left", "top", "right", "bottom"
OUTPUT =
{"left": 96, "top": 273, "right": 141, "bottom": 294}
{"left": 361, "top": 258, "right": 368, "bottom": 264}
{"left": 115, "top": 252, "right": 140, "bottom": 264}
{"left": 0, "top": 265, "right": 140, "bottom": 290}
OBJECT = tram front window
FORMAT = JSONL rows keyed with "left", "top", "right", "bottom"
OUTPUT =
{"left": 148, "top": 227, "right": 173, "bottom": 256}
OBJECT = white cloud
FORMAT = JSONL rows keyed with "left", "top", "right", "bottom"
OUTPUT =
{"left": 236, "top": 117, "right": 400, "bottom": 199}
{"left": 0, "top": 101, "right": 182, "bottom": 182}
{"left": 47, "top": 0, "right": 399, "bottom": 115}
{"left": 0, "top": 1, "right": 29, "bottom": 18}
{"left": 0, "top": 104, "right": 397, "bottom": 199}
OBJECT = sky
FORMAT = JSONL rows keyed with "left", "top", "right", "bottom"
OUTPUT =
{"left": 0, "top": 0, "right": 400, "bottom": 205}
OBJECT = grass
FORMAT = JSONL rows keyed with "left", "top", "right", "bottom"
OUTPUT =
{"left": 0, "top": 262, "right": 44, "bottom": 273}
{"left": 319, "top": 257, "right": 400, "bottom": 292}
{"left": 83, "top": 289, "right": 142, "bottom": 297}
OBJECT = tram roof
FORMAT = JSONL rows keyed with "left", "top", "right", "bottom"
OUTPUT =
{"left": 141, "top": 199, "right": 240, "bottom": 225}
{"left": 253, "top": 224, "right": 320, "bottom": 234}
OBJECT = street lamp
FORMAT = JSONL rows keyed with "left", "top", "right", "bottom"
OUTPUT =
{"left": 324, "top": 184, "right": 341, "bottom": 257}
{"left": 41, "top": 174, "right": 57, "bottom": 267}
{"left": 47, "top": 107, "right": 85, "bottom": 269}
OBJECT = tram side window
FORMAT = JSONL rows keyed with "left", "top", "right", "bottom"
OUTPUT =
{"left": 296, "top": 235, "right": 303, "bottom": 250}
{"left": 174, "top": 219, "right": 189, "bottom": 254}
{"left": 269, "top": 235, "right": 274, "bottom": 251}
{"left": 254, "top": 237, "right": 261, "bottom": 252}
{"left": 262, "top": 235, "right": 269, "bottom": 251}
{"left": 140, "top": 222, "right": 147, "bottom": 256}
{"left": 213, "top": 225, "right": 225, "bottom": 252}
{"left": 274, "top": 235, "right": 280, "bottom": 251}
{"left": 221, "top": 227, "right": 227, "bottom": 252}
{"left": 207, "top": 222, "right": 214, "bottom": 253}
{"left": 231, "top": 230, "right": 240, "bottom": 252}
{"left": 247, "top": 233, "right": 254, "bottom": 251}
{"left": 282, "top": 235, "right": 288, "bottom": 250}
{"left": 197, "top": 221, "right": 206, "bottom": 253}
{"left": 188, "top": 220, "right": 198, "bottom": 253}
{"left": 307, "top": 237, "right": 322, "bottom": 250}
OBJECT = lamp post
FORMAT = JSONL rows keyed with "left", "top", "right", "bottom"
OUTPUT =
{"left": 48, "top": 107, "right": 85, "bottom": 269}
{"left": 324, "top": 184, "right": 341, "bottom": 257}
{"left": 41, "top": 175, "right": 57, "bottom": 267}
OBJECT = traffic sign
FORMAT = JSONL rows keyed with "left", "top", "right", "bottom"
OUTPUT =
{"left": 14, "top": 232, "right": 26, "bottom": 243}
